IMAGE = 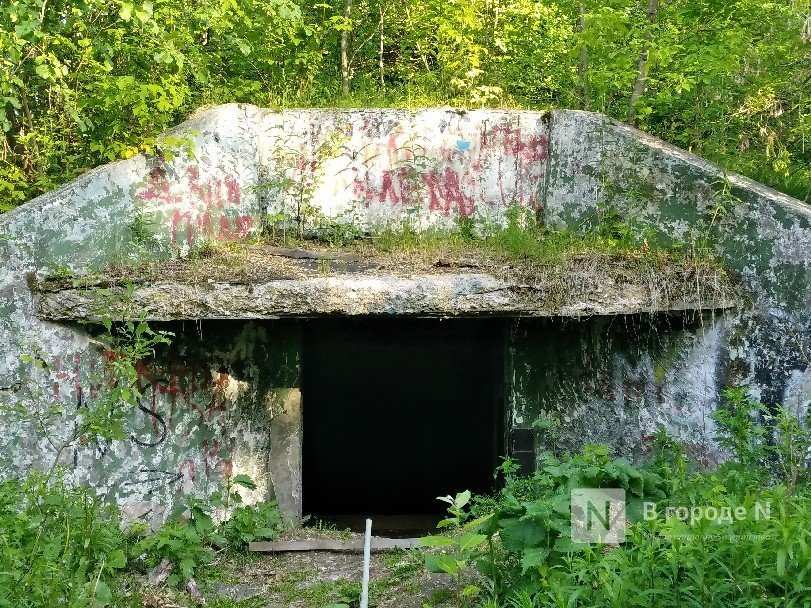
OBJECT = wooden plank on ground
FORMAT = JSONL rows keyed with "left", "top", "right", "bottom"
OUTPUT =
{"left": 264, "top": 247, "right": 361, "bottom": 262}
{"left": 249, "top": 537, "right": 421, "bottom": 553}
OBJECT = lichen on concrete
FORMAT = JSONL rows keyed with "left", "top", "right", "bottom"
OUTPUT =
{"left": 0, "top": 104, "right": 808, "bottom": 517}
{"left": 33, "top": 237, "right": 741, "bottom": 321}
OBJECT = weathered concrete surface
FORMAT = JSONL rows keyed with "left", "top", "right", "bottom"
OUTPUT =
{"left": 534, "top": 111, "right": 811, "bottom": 457}
{"left": 36, "top": 271, "right": 738, "bottom": 320}
{"left": 267, "top": 388, "right": 302, "bottom": 520}
{"left": 509, "top": 314, "right": 731, "bottom": 465}
{"left": 258, "top": 109, "right": 549, "bottom": 229}
{"left": 0, "top": 105, "right": 809, "bottom": 516}
{"left": 32, "top": 238, "right": 740, "bottom": 321}
{"left": 0, "top": 105, "right": 271, "bottom": 522}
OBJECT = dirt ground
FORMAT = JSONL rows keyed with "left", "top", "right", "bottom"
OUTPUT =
{"left": 134, "top": 531, "right": 464, "bottom": 608}
{"left": 206, "top": 546, "right": 457, "bottom": 607}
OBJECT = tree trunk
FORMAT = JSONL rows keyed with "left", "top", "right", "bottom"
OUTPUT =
{"left": 340, "top": 0, "right": 354, "bottom": 96}
{"left": 379, "top": 4, "right": 385, "bottom": 87}
{"left": 628, "top": 0, "right": 659, "bottom": 125}
{"left": 404, "top": 5, "right": 431, "bottom": 71}
{"left": 577, "top": 1, "right": 589, "bottom": 109}
{"left": 18, "top": 88, "right": 39, "bottom": 171}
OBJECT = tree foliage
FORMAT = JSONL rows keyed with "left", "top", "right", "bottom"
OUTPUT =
{"left": 1, "top": 0, "right": 809, "bottom": 210}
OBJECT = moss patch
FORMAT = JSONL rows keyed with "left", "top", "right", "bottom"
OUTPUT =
{"left": 35, "top": 214, "right": 743, "bottom": 321}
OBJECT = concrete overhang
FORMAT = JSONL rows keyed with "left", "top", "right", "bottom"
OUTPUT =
{"left": 33, "top": 245, "right": 741, "bottom": 321}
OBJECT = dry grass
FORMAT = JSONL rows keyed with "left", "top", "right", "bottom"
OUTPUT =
{"left": 37, "top": 220, "right": 742, "bottom": 317}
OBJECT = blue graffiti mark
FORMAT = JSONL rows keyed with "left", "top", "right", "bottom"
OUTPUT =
{"left": 456, "top": 139, "right": 471, "bottom": 153}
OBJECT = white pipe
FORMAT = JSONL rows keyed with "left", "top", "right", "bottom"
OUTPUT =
{"left": 361, "top": 518, "right": 372, "bottom": 608}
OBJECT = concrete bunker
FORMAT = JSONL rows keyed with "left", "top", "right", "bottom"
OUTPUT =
{"left": 59, "top": 300, "right": 722, "bottom": 528}
{"left": 2, "top": 106, "right": 809, "bottom": 529}
{"left": 30, "top": 231, "right": 740, "bottom": 525}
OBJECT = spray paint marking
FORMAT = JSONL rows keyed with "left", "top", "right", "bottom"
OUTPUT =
{"left": 136, "top": 164, "right": 253, "bottom": 245}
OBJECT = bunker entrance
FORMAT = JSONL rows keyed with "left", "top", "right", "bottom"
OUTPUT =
{"left": 302, "top": 318, "right": 506, "bottom": 529}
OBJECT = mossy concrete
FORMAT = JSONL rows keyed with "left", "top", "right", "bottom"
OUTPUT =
{"left": 0, "top": 105, "right": 808, "bottom": 518}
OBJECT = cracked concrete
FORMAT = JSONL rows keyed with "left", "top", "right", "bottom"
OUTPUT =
{"left": 0, "top": 105, "right": 808, "bottom": 514}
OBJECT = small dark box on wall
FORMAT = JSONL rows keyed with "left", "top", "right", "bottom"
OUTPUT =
{"left": 510, "top": 427, "right": 536, "bottom": 475}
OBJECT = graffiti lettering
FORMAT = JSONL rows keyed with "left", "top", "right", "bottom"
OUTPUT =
{"left": 136, "top": 164, "right": 254, "bottom": 246}
{"left": 343, "top": 120, "right": 549, "bottom": 216}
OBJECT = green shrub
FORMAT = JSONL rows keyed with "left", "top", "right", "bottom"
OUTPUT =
{"left": 0, "top": 474, "right": 127, "bottom": 608}
{"left": 132, "top": 495, "right": 219, "bottom": 587}
{"left": 133, "top": 476, "right": 284, "bottom": 587}
{"left": 424, "top": 392, "right": 811, "bottom": 607}
{"left": 221, "top": 501, "right": 284, "bottom": 550}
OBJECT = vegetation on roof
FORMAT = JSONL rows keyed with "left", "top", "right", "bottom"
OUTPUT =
{"left": 41, "top": 203, "right": 732, "bottom": 285}
{"left": 36, "top": 205, "right": 740, "bottom": 320}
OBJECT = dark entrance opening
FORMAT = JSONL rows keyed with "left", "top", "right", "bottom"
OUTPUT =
{"left": 303, "top": 318, "right": 505, "bottom": 528}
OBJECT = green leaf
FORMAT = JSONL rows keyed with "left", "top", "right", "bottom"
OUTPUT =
{"left": 457, "top": 533, "right": 487, "bottom": 552}
{"left": 119, "top": 2, "right": 133, "bottom": 20}
{"left": 34, "top": 64, "right": 52, "bottom": 80}
{"left": 135, "top": 0, "right": 153, "bottom": 21}
{"left": 521, "top": 547, "right": 550, "bottom": 573}
{"left": 425, "top": 554, "right": 461, "bottom": 575}
{"left": 777, "top": 548, "right": 787, "bottom": 576}
{"left": 419, "top": 535, "right": 454, "bottom": 548}
{"left": 236, "top": 40, "right": 252, "bottom": 55}
{"left": 232, "top": 474, "right": 257, "bottom": 490}
{"left": 462, "top": 512, "right": 494, "bottom": 532}
{"left": 93, "top": 581, "right": 112, "bottom": 606}
{"left": 454, "top": 490, "right": 472, "bottom": 509}
{"left": 179, "top": 557, "right": 196, "bottom": 578}
{"left": 499, "top": 517, "right": 548, "bottom": 552}
{"left": 553, "top": 535, "right": 588, "bottom": 553}
{"left": 106, "top": 549, "right": 127, "bottom": 570}
{"left": 3, "top": 96, "right": 21, "bottom": 110}
{"left": 461, "top": 585, "right": 480, "bottom": 598}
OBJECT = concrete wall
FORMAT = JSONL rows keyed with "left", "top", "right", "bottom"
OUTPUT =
{"left": 1, "top": 105, "right": 809, "bottom": 517}
{"left": 526, "top": 112, "right": 810, "bottom": 459}
{"left": 259, "top": 109, "right": 549, "bottom": 228}
{"left": 509, "top": 313, "right": 729, "bottom": 466}
{"left": 504, "top": 112, "right": 810, "bottom": 464}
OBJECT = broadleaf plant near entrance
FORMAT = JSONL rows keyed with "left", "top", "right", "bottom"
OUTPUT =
{"left": 419, "top": 390, "right": 811, "bottom": 607}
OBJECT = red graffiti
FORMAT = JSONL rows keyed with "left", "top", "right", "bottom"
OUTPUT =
{"left": 421, "top": 168, "right": 474, "bottom": 217}
{"left": 525, "top": 134, "right": 549, "bottom": 163}
{"left": 202, "top": 438, "right": 226, "bottom": 479}
{"left": 218, "top": 459, "right": 234, "bottom": 480}
{"left": 136, "top": 164, "right": 253, "bottom": 246}
{"left": 441, "top": 167, "right": 474, "bottom": 217}
{"left": 482, "top": 125, "right": 549, "bottom": 163}
{"left": 138, "top": 166, "right": 183, "bottom": 206}
{"left": 179, "top": 459, "right": 196, "bottom": 482}
{"left": 422, "top": 171, "right": 441, "bottom": 212}
{"left": 379, "top": 170, "right": 399, "bottom": 205}
{"left": 350, "top": 121, "right": 548, "bottom": 216}
{"left": 34, "top": 352, "right": 246, "bottom": 488}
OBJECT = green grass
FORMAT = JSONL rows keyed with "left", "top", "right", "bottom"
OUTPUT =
{"left": 262, "top": 202, "right": 720, "bottom": 271}
{"left": 349, "top": 206, "right": 719, "bottom": 270}
{"left": 206, "top": 599, "right": 267, "bottom": 608}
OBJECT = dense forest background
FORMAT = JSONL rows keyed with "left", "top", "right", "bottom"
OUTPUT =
{"left": 0, "top": 0, "right": 809, "bottom": 211}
